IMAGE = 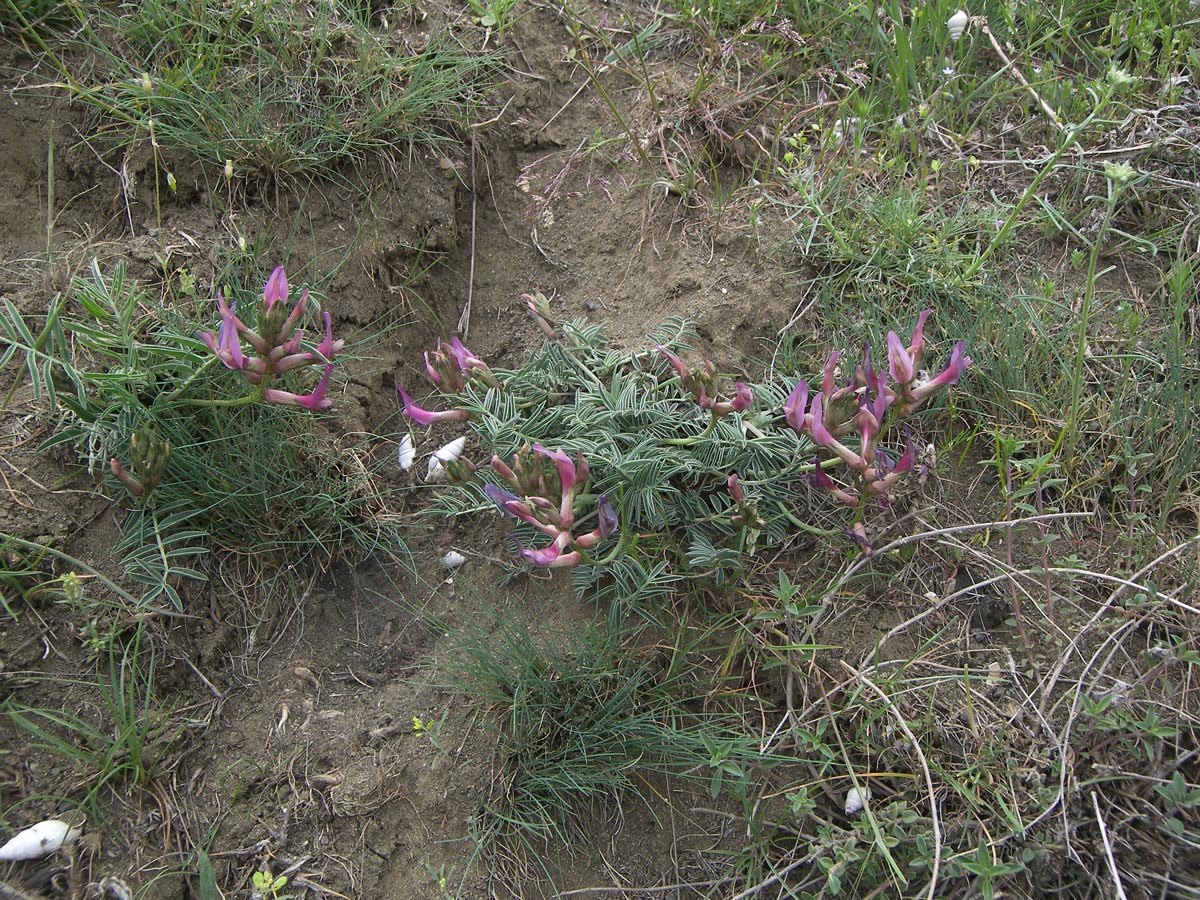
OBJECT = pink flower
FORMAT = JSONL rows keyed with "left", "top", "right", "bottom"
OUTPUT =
{"left": 655, "top": 345, "right": 691, "bottom": 381}
{"left": 520, "top": 532, "right": 580, "bottom": 567}
{"left": 596, "top": 495, "right": 617, "bottom": 538}
{"left": 886, "top": 330, "right": 915, "bottom": 385}
{"left": 909, "top": 341, "right": 972, "bottom": 404}
{"left": 821, "top": 351, "right": 842, "bottom": 398}
{"left": 784, "top": 380, "right": 809, "bottom": 433}
{"left": 727, "top": 473, "right": 744, "bottom": 502}
{"left": 807, "top": 458, "right": 859, "bottom": 506}
{"left": 423, "top": 351, "right": 443, "bottom": 387}
{"left": 907, "top": 309, "right": 932, "bottom": 368}
{"left": 447, "top": 336, "right": 487, "bottom": 372}
{"left": 731, "top": 382, "right": 753, "bottom": 412}
{"left": 397, "top": 386, "right": 470, "bottom": 425}
{"left": 315, "top": 311, "right": 343, "bottom": 361}
{"left": 809, "top": 394, "right": 868, "bottom": 471}
{"left": 533, "top": 443, "right": 578, "bottom": 492}
{"left": 265, "top": 364, "right": 334, "bottom": 410}
{"left": 262, "top": 266, "right": 288, "bottom": 312}
{"left": 198, "top": 293, "right": 246, "bottom": 370}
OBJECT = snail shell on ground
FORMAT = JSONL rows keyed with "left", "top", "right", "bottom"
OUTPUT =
{"left": 434, "top": 436, "right": 466, "bottom": 463}
{"left": 0, "top": 819, "right": 82, "bottom": 861}
{"left": 844, "top": 786, "right": 872, "bottom": 817}
{"left": 397, "top": 434, "right": 415, "bottom": 470}
{"left": 947, "top": 9, "right": 969, "bottom": 40}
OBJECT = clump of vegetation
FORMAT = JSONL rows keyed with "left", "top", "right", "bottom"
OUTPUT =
{"left": 1, "top": 261, "right": 402, "bottom": 610}
{"left": 400, "top": 303, "right": 968, "bottom": 598}
{"left": 1, "top": 0, "right": 1198, "bottom": 897}
{"left": 23, "top": 0, "right": 500, "bottom": 181}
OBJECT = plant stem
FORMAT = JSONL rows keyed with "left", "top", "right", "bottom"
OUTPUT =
{"left": 1061, "top": 175, "right": 1119, "bottom": 464}
{"left": 962, "top": 108, "right": 1101, "bottom": 283}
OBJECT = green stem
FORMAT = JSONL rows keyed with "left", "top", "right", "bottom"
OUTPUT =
{"left": 1062, "top": 178, "right": 1120, "bottom": 464}
{"left": 179, "top": 384, "right": 267, "bottom": 408}
{"left": 661, "top": 412, "right": 720, "bottom": 445}
{"left": 961, "top": 105, "right": 1103, "bottom": 283}
{"left": 772, "top": 503, "right": 842, "bottom": 538}
{"left": 0, "top": 532, "right": 141, "bottom": 609}
{"left": 579, "top": 60, "right": 657, "bottom": 173}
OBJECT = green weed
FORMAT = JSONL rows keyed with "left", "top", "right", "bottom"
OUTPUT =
{"left": 1, "top": 260, "right": 407, "bottom": 611}
{"left": 442, "top": 599, "right": 798, "bottom": 889}
{"left": 5, "top": 621, "right": 169, "bottom": 815}
{"left": 28, "top": 0, "right": 500, "bottom": 181}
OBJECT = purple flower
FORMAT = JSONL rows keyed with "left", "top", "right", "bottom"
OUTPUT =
{"left": 519, "top": 533, "right": 581, "bottom": 568}
{"left": 907, "top": 309, "right": 932, "bottom": 368}
{"left": 198, "top": 293, "right": 246, "bottom": 370}
{"left": 810, "top": 394, "right": 868, "bottom": 471}
{"left": 892, "top": 429, "right": 917, "bottom": 474}
{"left": 312, "top": 310, "right": 342, "bottom": 361}
{"left": 397, "top": 386, "right": 470, "bottom": 425}
{"left": 264, "top": 364, "right": 334, "bottom": 410}
{"left": 263, "top": 265, "right": 289, "bottom": 312}
{"left": 863, "top": 360, "right": 890, "bottom": 418}
{"left": 845, "top": 523, "right": 876, "bottom": 557}
{"left": 655, "top": 345, "right": 690, "bottom": 380}
{"left": 533, "top": 443, "right": 578, "bottom": 491}
{"left": 909, "top": 341, "right": 972, "bottom": 403}
{"left": 886, "top": 330, "right": 915, "bottom": 385}
{"left": 807, "top": 457, "right": 860, "bottom": 506}
{"left": 296, "top": 364, "right": 333, "bottom": 410}
{"left": 521, "top": 543, "right": 562, "bottom": 566}
{"left": 491, "top": 455, "right": 518, "bottom": 485}
{"left": 423, "top": 350, "right": 444, "bottom": 387}
{"left": 731, "top": 382, "right": 753, "bottom": 412}
{"left": 821, "top": 351, "right": 842, "bottom": 398}
{"left": 784, "top": 380, "right": 809, "bottom": 433}
{"left": 727, "top": 473, "right": 744, "bottom": 502}
{"left": 523, "top": 291, "right": 557, "bottom": 338}
{"left": 596, "top": 495, "right": 617, "bottom": 538}
{"left": 483, "top": 483, "right": 523, "bottom": 517}
{"left": 448, "top": 336, "right": 487, "bottom": 372}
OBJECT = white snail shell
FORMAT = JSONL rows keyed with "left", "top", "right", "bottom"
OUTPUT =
{"left": 397, "top": 434, "right": 415, "bottom": 471}
{"left": 844, "top": 786, "right": 871, "bottom": 817}
{"left": 434, "top": 437, "right": 466, "bottom": 463}
{"left": 426, "top": 437, "right": 466, "bottom": 482}
{"left": 442, "top": 550, "right": 466, "bottom": 568}
{"left": 947, "top": 9, "right": 969, "bottom": 40}
{"left": 0, "top": 819, "right": 82, "bottom": 861}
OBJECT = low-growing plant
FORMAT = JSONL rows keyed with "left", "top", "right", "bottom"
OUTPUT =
{"left": 24, "top": 0, "right": 500, "bottom": 181}
{"left": 1, "top": 260, "right": 404, "bottom": 610}
{"left": 442, "top": 598, "right": 801, "bottom": 889}
{"left": 398, "top": 299, "right": 969, "bottom": 602}
{"left": 5, "top": 620, "right": 168, "bottom": 815}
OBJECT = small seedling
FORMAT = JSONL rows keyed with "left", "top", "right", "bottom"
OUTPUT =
{"left": 251, "top": 867, "right": 292, "bottom": 900}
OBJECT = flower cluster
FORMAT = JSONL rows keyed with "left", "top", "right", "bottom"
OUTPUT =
{"left": 783, "top": 310, "right": 970, "bottom": 506}
{"left": 398, "top": 333, "right": 617, "bottom": 568}
{"left": 486, "top": 444, "right": 617, "bottom": 568}
{"left": 397, "top": 334, "right": 496, "bottom": 425}
{"left": 110, "top": 425, "right": 170, "bottom": 499}
{"left": 522, "top": 291, "right": 557, "bottom": 339}
{"left": 197, "top": 266, "right": 344, "bottom": 410}
{"left": 424, "top": 336, "right": 499, "bottom": 392}
{"left": 656, "top": 347, "right": 754, "bottom": 418}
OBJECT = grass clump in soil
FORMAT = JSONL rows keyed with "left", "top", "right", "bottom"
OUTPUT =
{"left": 1, "top": 259, "right": 404, "bottom": 611}
{"left": 21, "top": 0, "right": 501, "bottom": 181}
